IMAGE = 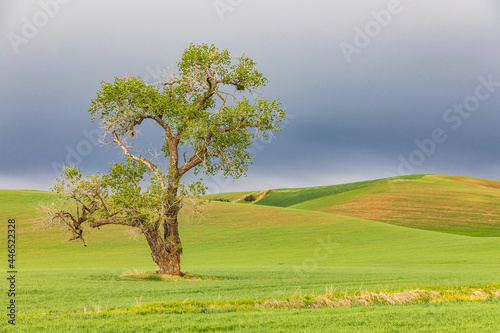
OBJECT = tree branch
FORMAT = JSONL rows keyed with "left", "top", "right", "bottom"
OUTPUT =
{"left": 178, "top": 134, "right": 212, "bottom": 176}
{"left": 130, "top": 115, "right": 173, "bottom": 142}
{"left": 216, "top": 118, "right": 259, "bottom": 133}
{"left": 195, "top": 78, "right": 214, "bottom": 110}
{"left": 112, "top": 131, "right": 167, "bottom": 190}
{"left": 88, "top": 216, "right": 136, "bottom": 228}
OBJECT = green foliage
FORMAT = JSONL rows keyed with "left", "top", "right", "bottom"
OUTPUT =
{"left": 212, "top": 198, "right": 230, "bottom": 202}
{"left": 88, "top": 43, "right": 286, "bottom": 179}
{"left": 177, "top": 43, "right": 268, "bottom": 93}
{"left": 49, "top": 160, "right": 170, "bottom": 229}
{"left": 243, "top": 194, "right": 256, "bottom": 202}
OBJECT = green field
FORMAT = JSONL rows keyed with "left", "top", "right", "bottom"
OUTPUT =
{"left": 2, "top": 175, "right": 500, "bottom": 331}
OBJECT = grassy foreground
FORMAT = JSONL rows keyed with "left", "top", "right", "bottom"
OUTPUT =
{"left": 1, "top": 174, "right": 500, "bottom": 331}
{"left": 17, "top": 300, "right": 500, "bottom": 333}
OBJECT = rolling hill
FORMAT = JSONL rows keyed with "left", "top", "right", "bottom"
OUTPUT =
{"left": 2, "top": 174, "right": 500, "bottom": 331}
{"left": 209, "top": 174, "right": 500, "bottom": 237}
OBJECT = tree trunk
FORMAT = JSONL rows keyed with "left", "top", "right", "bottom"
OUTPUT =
{"left": 143, "top": 211, "right": 183, "bottom": 275}
{"left": 141, "top": 169, "right": 184, "bottom": 275}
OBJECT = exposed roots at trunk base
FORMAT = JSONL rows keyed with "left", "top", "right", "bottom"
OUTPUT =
{"left": 152, "top": 250, "right": 183, "bottom": 276}
{"left": 155, "top": 260, "right": 184, "bottom": 276}
{"left": 156, "top": 270, "right": 185, "bottom": 277}
{"left": 144, "top": 229, "right": 183, "bottom": 276}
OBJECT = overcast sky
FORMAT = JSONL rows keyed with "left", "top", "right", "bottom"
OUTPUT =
{"left": 1, "top": 0, "right": 500, "bottom": 193}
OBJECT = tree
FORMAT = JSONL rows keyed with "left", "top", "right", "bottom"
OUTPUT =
{"left": 40, "top": 43, "right": 286, "bottom": 275}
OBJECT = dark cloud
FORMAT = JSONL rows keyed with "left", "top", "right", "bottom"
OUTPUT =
{"left": 1, "top": 0, "right": 500, "bottom": 191}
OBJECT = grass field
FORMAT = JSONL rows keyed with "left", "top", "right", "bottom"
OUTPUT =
{"left": 290, "top": 175, "right": 500, "bottom": 237}
{"left": 210, "top": 174, "right": 500, "bottom": 237}
{"left": 1, "top": 174, "right": 500, "bottom": 331}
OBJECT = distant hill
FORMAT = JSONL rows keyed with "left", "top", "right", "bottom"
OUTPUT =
{"left": 208, "top": 175, "right": 500, "bottom": 237}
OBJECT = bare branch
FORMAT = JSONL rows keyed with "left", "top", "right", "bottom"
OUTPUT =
{"left": 178, "top": 133, "right": 213, "bottom": 176}
{"left": 130, "top": 115, "right": 173, "bottom": 141}
{"left": 89, "top": 217, "right": 138, "bottom": 228}
{"left": 112, "top": 131, "right": 167, "bottom": 190}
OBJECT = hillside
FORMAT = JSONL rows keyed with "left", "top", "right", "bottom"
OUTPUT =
{"left": 2, "top": 186, "right": 500, "bottom": 282}
{"left": 255, "top": 175, "right": 426, "bottom": 207}
{"left": 209, "top": 174, "right": 500, "bottom": 237}
{"left": 1, "top": 180, "right": 500, "bottom": 331}
{"left": 289, "top": 175, "right": 500, "bottom": 237}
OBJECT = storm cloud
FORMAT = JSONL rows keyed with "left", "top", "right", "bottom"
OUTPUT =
{"left": 1, "top": 0, "right": 499, "bottom": 192}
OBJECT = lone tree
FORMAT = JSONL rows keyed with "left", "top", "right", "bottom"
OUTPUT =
{"left": 40, "top": 44, "right": 286, "bottom": 275}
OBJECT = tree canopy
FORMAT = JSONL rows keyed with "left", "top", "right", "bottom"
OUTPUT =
{"left": 41, "top": 43, "right": 286, "bottom": 275}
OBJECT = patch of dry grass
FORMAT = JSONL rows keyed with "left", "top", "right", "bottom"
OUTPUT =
{"left": 260, "top": 285, "right": 500, "bottom": 309}
{"left": 120, "top": 269, "right": 222, "bottom": 281}
{"left": 89, "top": 285, "right": 500, "bottom": 315}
